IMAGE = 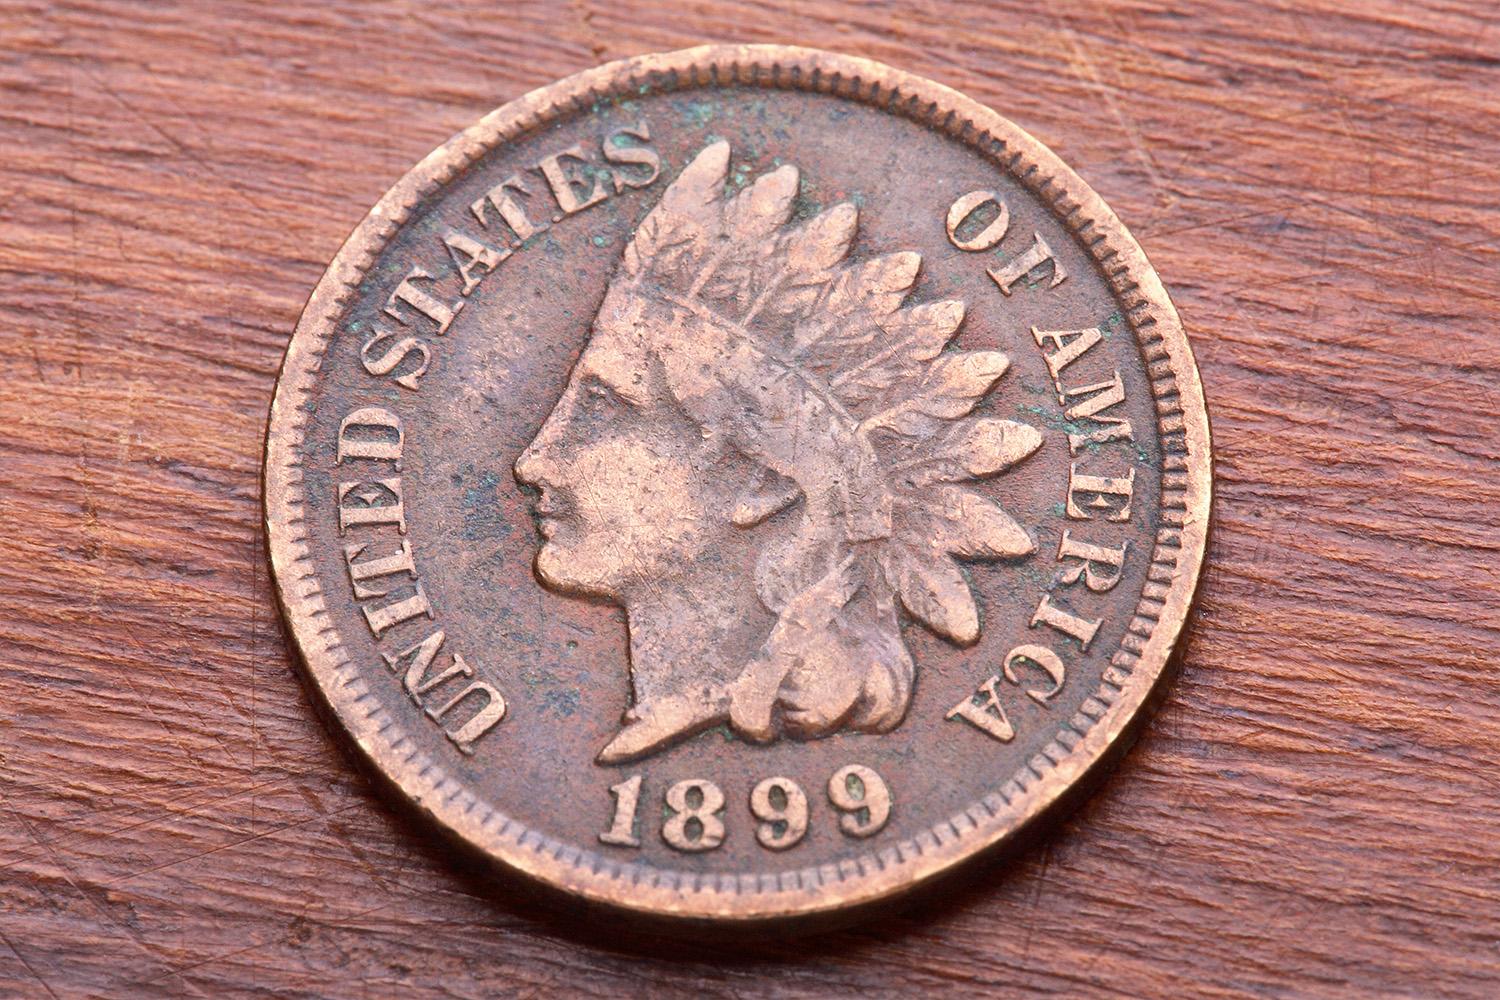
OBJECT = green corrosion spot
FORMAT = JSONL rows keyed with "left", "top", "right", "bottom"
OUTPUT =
{"left": 682, "top": 99, "right": 716, "bottom": 127}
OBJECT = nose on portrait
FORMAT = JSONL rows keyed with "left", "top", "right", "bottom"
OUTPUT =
{"left": 513, "top": 439, "right": 551, "bottom": 489}
{"left": 514, "top": 405, "right": 570, "bottom": 489}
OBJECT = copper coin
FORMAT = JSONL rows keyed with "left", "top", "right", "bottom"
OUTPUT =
{"left": 265, "top": 44, "right": 1211, "bottom": 923}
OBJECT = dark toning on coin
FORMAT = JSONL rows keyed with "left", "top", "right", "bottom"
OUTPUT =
{"left": 265, "top": 45, "right": 1211, "bottom": 923}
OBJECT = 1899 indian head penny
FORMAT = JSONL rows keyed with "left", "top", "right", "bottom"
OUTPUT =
{"left": 265, "top": 45, "right": 1211, "bottom": 923}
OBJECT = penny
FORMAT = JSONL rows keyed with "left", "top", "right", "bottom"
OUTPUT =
{"left": 265, "top": 44, "right": 1211, "bottom": 923}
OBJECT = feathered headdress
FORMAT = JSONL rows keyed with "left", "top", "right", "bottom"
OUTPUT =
{"left": 596, "top": 141, "right": 1043, "bottom": 739}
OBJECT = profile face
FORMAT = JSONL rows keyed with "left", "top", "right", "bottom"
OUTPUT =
{"left": 511, "top": 141, "right": 1042, "bottom": 763}
{"left": 513, "top": 307, "right": 726, "bottom": 601}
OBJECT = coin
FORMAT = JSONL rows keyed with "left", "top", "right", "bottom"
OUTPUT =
{"left": 265, "top": 44, "right": 1211, "bottom": 923}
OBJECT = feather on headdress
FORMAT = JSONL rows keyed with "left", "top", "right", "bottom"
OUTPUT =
{"left": 602, "top": 141, "right": 1043, "bottom": 653}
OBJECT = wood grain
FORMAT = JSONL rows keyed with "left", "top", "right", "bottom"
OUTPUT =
{"left": 3, "top": 1, "right": 1499, "bottom": 996}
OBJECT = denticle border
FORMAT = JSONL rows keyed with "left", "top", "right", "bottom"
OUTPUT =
{"left": 264, "top": 45, "right": 1212, "bottom": 921}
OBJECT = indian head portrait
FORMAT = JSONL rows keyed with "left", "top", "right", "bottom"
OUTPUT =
{"left": 514, "top": 141, "right": 1046, "bottom": 765}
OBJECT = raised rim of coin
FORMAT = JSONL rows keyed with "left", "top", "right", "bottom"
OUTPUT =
{"left": 264, "top": 43, "right": 1211, "bottom": 922}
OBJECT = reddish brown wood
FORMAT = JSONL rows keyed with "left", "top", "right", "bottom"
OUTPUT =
{"left": 3, "top": 1, "right": 1498, "bottom": 996}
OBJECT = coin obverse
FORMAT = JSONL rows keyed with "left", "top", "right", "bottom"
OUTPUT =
{"left": 265, "top": 45, "right": 1211, "bottom": 923}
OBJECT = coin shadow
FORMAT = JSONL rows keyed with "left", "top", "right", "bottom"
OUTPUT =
{"left": 423, "top": 796, "right": 1053, "bottom": 962}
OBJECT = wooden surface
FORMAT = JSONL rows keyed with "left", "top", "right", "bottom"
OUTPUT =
{"left": 3, "top": 2, "right": 1499, "bottom": 996}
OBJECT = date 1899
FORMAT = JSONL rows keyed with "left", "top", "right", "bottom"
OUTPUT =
{"left": 599, "top": 765, "right": 892, "bottom": 853}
